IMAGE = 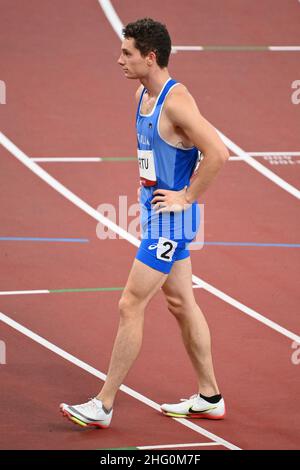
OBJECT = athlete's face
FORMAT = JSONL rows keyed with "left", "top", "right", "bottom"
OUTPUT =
{"left": 118, "top": 38, "right": 153, "bottom": 79}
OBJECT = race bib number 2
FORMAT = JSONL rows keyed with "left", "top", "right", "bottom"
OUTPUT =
{"left": 156, "top": 237, "right": 178, "bottom": 262}
{"left": 138, "top": 149, "right": 157, "bottom": 186}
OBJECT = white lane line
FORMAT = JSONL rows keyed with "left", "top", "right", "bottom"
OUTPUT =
{"left": 172, "top": 46, "right": 300, "bottom": 52}
{"left": 98, "top": 0, "right": 123, "bottom": 39}
{"left": 229, "top": 156, "right": 245, "bottom": 161}
{"left": 269, "top": 46, "right": 300, "bottom": 51}
{"left": 1, "top": 132, "right": 298, "bottom": 341}
{"left": 138, "top": 442, "right": 221, "bottom": 450}
{"left": 98, "top": 0, "right": 300, "bottom": 201}
{"left": 246, "top": 152, "right": 300, "bottom": 156}
{"left": 172, "top": 46, "right": 203, "bottom": 52}
{"left": 0, "top": 311, "right": 239, "bottom": 450}
{"left": 0, "top": 290, "right": 49, "bottom": 296}
{"left": 31, "top": 157, "right": 128, "bottom": 163}
{"left": 29, "top": 152, "right": 300, "bottom": 164}
{"left": 32, "top": 157, "right": 102, "bottom": 162}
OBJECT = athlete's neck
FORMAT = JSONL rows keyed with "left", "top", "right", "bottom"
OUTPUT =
{"left": 140, "top": 70, "right": 170, "bottom": 98}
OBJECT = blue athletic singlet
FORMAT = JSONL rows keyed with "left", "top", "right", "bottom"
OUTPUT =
{"left": 135, "top": 78, "right": 200, "bottom": 274}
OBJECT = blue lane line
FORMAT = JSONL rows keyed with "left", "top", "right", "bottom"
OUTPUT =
{"left": 2, "top": 238, "right": 299, "bottom": 248}
{"left": 0, "top": 237, "right": 89, "bottom": 243}
{"left": 191, "top": 241, "right": 300, "bottom": 248}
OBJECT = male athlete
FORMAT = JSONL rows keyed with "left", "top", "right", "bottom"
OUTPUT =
{"left": 60, "top": 18, "right": 229, "bottom": 428}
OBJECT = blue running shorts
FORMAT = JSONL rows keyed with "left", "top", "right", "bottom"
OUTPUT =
{"left": 135, "top": 236, "right": 190, "bottom": 274}
{"left": 136, "top": 199, "right": 200, "bottom": 274}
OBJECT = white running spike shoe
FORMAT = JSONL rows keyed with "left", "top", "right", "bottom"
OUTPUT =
{"left": 161, "top": 394, "right": 225, "bottom": 420}
{"left": 60, "top": 398, "right": 113, "bottom": 428}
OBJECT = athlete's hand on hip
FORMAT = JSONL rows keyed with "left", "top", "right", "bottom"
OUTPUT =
{"left": 151, "top": 187, "right": 191, "bottom": 214}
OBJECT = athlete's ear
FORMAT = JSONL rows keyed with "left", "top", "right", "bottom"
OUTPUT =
{"left": 147, "top": 51, "right": 156, "bottom": 65}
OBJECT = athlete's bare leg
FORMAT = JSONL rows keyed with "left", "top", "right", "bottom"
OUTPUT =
{"left": 97, "top": 259, "right": 167, "bottom": 410}
{"left": 162, "top": 257, "right": 220, "bottom": 396}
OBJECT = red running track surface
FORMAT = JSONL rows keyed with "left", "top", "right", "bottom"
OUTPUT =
{"left": 0, "top": 0, "right": 299, "bottom": 450}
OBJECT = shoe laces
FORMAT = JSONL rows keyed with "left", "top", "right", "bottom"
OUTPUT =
{"left": 90, "top": 397, "right": 102, "bottom": 408}
{"left": 180, "top": 394, "right": 198, "bottom": 402}
{"left": 79, "top": 397, "right": 102, "bottom": 412}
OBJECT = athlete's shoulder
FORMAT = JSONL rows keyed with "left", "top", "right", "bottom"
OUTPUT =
{"left": 169, "top": 82, "right": 189, "bottom": 96}
{"left": 165, "top": 83, "right": 198, "bottom": 115}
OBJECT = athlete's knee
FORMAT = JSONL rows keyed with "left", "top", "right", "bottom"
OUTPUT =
{"left": 118, "top": 291, "right": 145, "bottom": 319}
{"left": 166, "top": 295, "right": 193, "bottom": 318}
{"left": 167, "top": 297, "right": 185, "bottom": 317}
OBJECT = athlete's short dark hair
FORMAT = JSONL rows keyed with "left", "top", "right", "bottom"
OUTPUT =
{"left": 122, "top": 18, "right": 172, "bottom": 68}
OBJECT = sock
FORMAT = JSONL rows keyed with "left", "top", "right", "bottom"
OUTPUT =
{"left": 199, "top": 393, "right": 222, "bottom": 404}
{"left": 102, "top": 404, "right": 112, "bottom": 414}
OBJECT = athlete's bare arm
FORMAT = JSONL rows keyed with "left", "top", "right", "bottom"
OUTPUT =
{"left": 151, "top": 86, "right": 229, "bottom": 212}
